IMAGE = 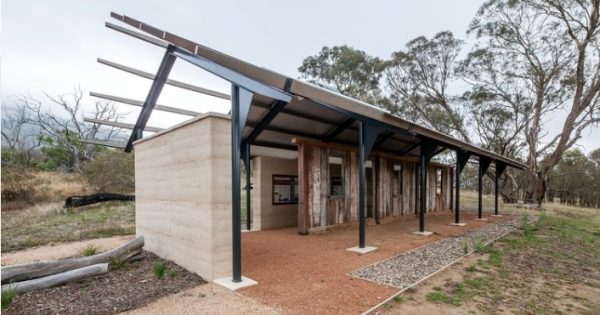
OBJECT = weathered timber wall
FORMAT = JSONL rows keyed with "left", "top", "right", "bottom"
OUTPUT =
{"left": 298, "top": 142, "right": 453, "bottom": 234}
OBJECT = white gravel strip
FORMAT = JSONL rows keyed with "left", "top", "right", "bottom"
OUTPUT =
{"left": 350, "top": 216, "right": 532, "bottom": 289}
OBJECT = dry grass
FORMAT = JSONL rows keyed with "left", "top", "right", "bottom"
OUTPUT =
{"left": 1, "top": 171, "right": 91, "bottom": 211}
{"left": 1, "top": 201, "right": 135, "bottom": 253}
{"left": 381, "top": 196, "right": 600, "bottom": 314}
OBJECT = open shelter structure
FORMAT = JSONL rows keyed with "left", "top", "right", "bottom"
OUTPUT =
{"left": 85, "top": 12, "right": 526, "bottom": 289}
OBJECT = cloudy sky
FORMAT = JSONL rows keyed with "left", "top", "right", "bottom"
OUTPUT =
{"left": 2, "top": 0, "right": 599, "bottom": 152}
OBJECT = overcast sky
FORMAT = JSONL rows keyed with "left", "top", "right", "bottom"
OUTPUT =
{"left": 2, "top": 0, "right": 599, "bottom": 152}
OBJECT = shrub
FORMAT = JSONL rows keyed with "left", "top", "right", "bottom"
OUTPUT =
{"left": 153, "top": 262, "right": 166, "bottom": 279}
{"left": 80, "top": 244, "right": 99, "bottom": 256}
{"left": 81, "top": 150, "right": 134, "bottom": 193}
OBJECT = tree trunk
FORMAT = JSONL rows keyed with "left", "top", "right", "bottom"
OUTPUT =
{"left": 1, "top": 263, "right": 108, "bottom": 293}
{"left": 1, "top": 236, "right": 143, "bottom": 284}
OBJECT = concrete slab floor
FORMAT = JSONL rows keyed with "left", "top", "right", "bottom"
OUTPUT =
{"left": 238, "top": 211, "right": 510, "bottom": 315}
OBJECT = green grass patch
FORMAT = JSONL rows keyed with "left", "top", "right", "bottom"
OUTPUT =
{"left": 1, "top": 288, "right": 17, "bottom": 309}
{"left": 1, "top": 201, "right": 135, "bottom": 252}
{"left": 474, "top": 240, "right": 486, "bottom": 253}
{"left": 153, "top": 262, "right": 166, "bottom": 279}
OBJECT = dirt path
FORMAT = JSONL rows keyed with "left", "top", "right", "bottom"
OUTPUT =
{"left": 121, "top": 283, "right": 281, "bottom": 315}
{"left": 1, "top": 235, "right": 134, "bottom": 265}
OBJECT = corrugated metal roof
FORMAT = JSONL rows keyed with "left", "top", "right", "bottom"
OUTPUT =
{"left": 111, "top": 12, "right": 526, "bottom": 170}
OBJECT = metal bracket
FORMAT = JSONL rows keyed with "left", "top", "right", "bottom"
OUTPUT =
{"left": 457, "top": 150, "right": 472, "bottom": 173}
{"left": 480, "top": 157, "right": 492, "bottom": 175}
{"left": 362, "top": 123, "right": 380, "bottom": 162}
{"left": 496, "top": 161, "right": 507, "bottom": 177}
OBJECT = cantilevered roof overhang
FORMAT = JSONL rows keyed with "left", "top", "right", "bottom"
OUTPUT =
{"left": 104, "top": 12, "right": 526, "bottom": 171}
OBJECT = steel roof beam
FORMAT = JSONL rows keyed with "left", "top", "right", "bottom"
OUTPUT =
{"left": 97, "top": 58, "right": 230, "bottom": 100}
{"left": 80, "top": 138, "right": 126, "bottom": 149}
{"left": 84, "top": 117, "right": 163, "bottom": 133}
{"left": 323, "top": 117, "right": 355, "bottom": 142}
{"left": 90, "top": 92, "right": 202, "bottom": 117}
{"left": 243, "top": 99, "right": 288, "bottom": 146}
{"left": 125, "top": 46, "right": 177, "bottom": 152}
{"left": 172, "top": 47, "right": 291, "bottom": 103}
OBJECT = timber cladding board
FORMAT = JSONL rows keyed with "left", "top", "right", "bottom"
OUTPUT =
{"left": 297, "top": 142, "right": 453, "bottom": 234}
{"left": 134, "top": 115, "right": 232, "bottom": 281}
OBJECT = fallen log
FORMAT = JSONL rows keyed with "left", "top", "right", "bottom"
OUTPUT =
{"left": 1, "top": 263, "right": 109, "bottom": 293}
{"left": 1, "top": 236, "right": 143, "bottom": 284}
{"left": 64, "top": 193, "right": 135, "bottom": 208}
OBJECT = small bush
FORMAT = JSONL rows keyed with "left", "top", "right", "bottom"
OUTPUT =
{"left": 1, "top": 288, "right": 17, "bottom": 309}
{"left": 168, "top": 269, "right": 178, "bottom": 278}
{"left": 80, "top": 244, "right": 99, "bottom": 256}
{"left": 463, "top": 241, "right": 469, "bottom": 254}
{"left": 81, "top": 151, "right": 134, "bottom": 193}
{"left": 393, "top": 295, "right": 403, "bottom": 303}
{"left": 466, "top": 265, "right": 477, "bottom": 272}
{"left": 153, "top": 262, "right": 166, "bottom": 279}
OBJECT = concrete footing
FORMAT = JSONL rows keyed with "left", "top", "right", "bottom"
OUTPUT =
{"left": 213, "top": 276, "right": 257, "bottom": 291}
{"left": 491, "top": 214, "right": 503, "bottom": 217}
{"left": 412, "top": 231, "right": 434, "bottom": 236}
{"left": 475, "top": 218, "right": 488, "bottom": 221}
{"left": 450, "top": 222, "right": 466, "bottom": 226}
{"left": 346, "top": 246, "right": 378, "bottom": 254}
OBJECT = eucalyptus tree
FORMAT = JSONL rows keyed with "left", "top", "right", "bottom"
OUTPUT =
{"left": 384, "top": 31, "right": 471, "bottom": 142}
{"left": 468, "top": 0, "right": 600, "bottom": 205}
{"left": 298, "top": 45, "right": 387, "bottom": 104}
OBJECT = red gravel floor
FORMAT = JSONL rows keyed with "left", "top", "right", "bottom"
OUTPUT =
{"left": 239, "top": 211, "right": 510, "bottom": 314}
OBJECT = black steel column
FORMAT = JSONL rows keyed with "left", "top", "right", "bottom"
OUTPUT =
{"left": 419, "top": 149, "right": 427, "bottom": 232}
{"left": 244, "top": 143, "right": 251, "bottom": 230}
{"left": 455, "top": 152, "right": 461, "bottom": 224}
{"left": 494, "top": 162, "right": 507, "bottom": 216}
{"left": 454, "top": 150, "right": 471, "bottom": 225}
{"left": 477, "top": 157, "right": 492, "bottom": 219}
{"left": 418, "top": 141, "right": 436, "bottom": 233}
{"left": 231, "top": 85, "right": 242, "bottom": 283}
{"left": 358, "top": 122, "right": 366, "bottom": 248}
{"left": 478, "top": 161, "right": 483, "bottom": 219}
{"left": 230, "top": 85, "right": 252, "bottom": 283}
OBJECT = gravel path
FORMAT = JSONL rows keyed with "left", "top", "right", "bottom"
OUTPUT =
{"left": 350, "top": 216, "right": 533, "bottom": 289}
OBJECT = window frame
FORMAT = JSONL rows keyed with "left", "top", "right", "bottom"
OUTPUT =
{"left": 272, "top": 174, "right": 298, "bottom": 205}
{"left": 329, "top": 153, "right": 345, "bottom": 197}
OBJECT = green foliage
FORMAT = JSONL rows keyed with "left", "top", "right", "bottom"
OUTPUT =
{"left": 1, "top": 288, "right": 17, "bottom": 309}
{"left": 298, "top": 45, "right": 386, "bottom": 103}
{"left": 81, "top": 150, "right": 134, "bottom": 193}
{"left": 153, "top": 262, "right": 166, "bottom": 279}
{"left": 80, "top": 244, "right": 99, "bottom": 256}
{"left": 393, "top": 295, "right": 403, "bottom": 303}
{"left": 474, "top": 240, "right": 486, "bottom": 253}
{"left": 463, "top": 240, "right": 469, "bottom": 254}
